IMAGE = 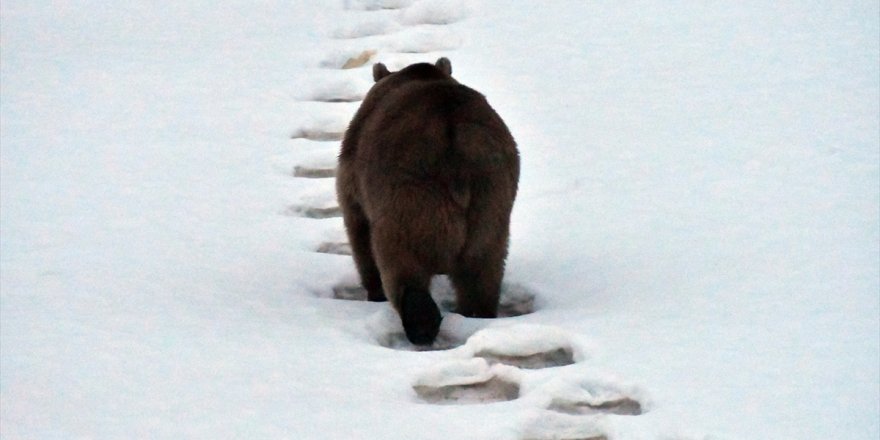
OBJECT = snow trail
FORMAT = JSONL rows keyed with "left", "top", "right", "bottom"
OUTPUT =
{"left": 2, "top": 0, "right": 877, "bottom": 439}
{"left": 286, "top": 3, "right": 658, "bottom": 438}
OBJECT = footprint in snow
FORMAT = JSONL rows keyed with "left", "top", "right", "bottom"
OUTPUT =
{"left": 412, "top": 358, "right": 521, "bottom": 404}
{"left": 466, "top": 324, "right": 577, "bottom": 369}
{"left": 542, "top": 376, "right": 647, "bottom": 416}
{"left": 291, "top": 150, "right": 338, "bottom": 179}
{"left": 521, "top": 411, "right": 610, "bottom": 440}
{"left": 283, "top": 204, "right": 342, "bottom": 219}
{"left": 332, "top": 19, "right": 401, "bottom": 39}
{"left": 316, "top": 242, "right": 353, "bottom": 256}
{"left": 331, "top": 283, "right": 367, "bottom": 300}
{"left": 331, "top": 278, "right": 537, "bottom": 318}
{"left": 521, "top": 375, "right": 648, "bottom": 439}
{"left": 290, "top": 116, "right": 348, "bottom": 142}
{"left": 293, "top": 165, "right": 337, "bottom": 178}
{"left": 368, "top": 307, "right": 474, "bottom": 352}
{"left": 290, "top": 127, "right": 345, "bottom": 142}
{"left": 344, "top": 0, "right": 413, "bottom": 11}
{"left": 332, "top": 281, "right": 539, "bottom": 351}
{"left": 409, "top": 324, "right": 647, "bottom": 440}
{"left": 410, "top": 325, "right": 581, "bottom": 404}
{"left": 283, "top": 181, "right": 342, "bottom": 219}
{"left": 295, "top": 77, "right": 369, "bottom": 103}
{"left": 363, "top": 297, "right": 545, "bottom": 355}
{"left": 431, "top": 277, "right": 538, "bottom": 318}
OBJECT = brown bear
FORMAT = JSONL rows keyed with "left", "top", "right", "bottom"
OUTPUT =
{"left": 336, "top": 58, "right": 519, "bottom": 345}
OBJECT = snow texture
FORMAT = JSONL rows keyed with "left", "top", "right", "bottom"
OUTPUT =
{"left": 465, "top": 324, "right": 577, "bottom": 368}
{"left": 412, "top": 358, "right": 499, "bottom": 388}
{"left": 398, "top": 0, "right": 470, "bottom": 25}
{"left": 385, "top": 27, "right": 463, "bottom": 53}
{"left": 413, "top": 367, "right": 522, "bottom": 405}
{"left": 295, "top": 76, "right": 371, "bottom": 102}
{"left": 332, "top": 18, "right": 402, "bottom": 39}
{"left": 1, "top": 0, "right": 878, "bottom": 439}
{"left": 345, "top": 0, "right": 414, "bottom": 11}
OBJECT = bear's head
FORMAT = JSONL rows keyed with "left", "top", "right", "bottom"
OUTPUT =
{"left": 372, "top": 57, "right": 453, "bottom": 83}
{"left": 341, "top": 58, "right": 458, "bottom": 156}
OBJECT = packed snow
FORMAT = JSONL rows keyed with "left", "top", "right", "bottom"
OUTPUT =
{"left": 1, "top": 0, "right": 878, "bottom": 439}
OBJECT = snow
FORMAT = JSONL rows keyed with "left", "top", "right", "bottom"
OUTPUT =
{"left": 463, "top": 324, "right": 579, "bottom": 361}
{"left": 294, "top": 76, "right": 371, "bottom": 103}
{"left": 399, "top": 0, "right": 470, "bottom": 25}
{"left": 2, "top": 0, "right": 878, "bottom": 439}
{"left": 332, "top": 18, "right": 402, "bottom": 40}
{"left": 412, "top": 358, "right": 500, "bottom": 388}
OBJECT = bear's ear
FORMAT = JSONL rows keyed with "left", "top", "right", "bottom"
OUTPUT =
{"left": 435, "top": 57, "right": 452, "bottom": 76}
{"left": 373, "top": 63, "right": 390, "bottom": 82}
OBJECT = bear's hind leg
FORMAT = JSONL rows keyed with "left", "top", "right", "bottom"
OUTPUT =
{"left": 380, "top": 271, "right": 440, "bottom": 345}
{"left": 451, "top": 257, "right": 503, "bottom": 319}
{"left": 341, "top": 201, "right": 385, "bottom": 302}
{"left": 374, "top": 250, "right": 441, "bottom": 345}
{"left": 400, "top": 283, "right": 442, "bottom": 345}
{"left": 371, "top": 219, "right": 442, "bottom": 345}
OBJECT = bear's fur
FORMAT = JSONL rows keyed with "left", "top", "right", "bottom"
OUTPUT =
{"left": 336, "top": 58, "right": 519, "bottom": 345}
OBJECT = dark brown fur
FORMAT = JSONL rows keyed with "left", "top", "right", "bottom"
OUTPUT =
{"left": 336, "top": 58, "right": 519, "bottom": 345}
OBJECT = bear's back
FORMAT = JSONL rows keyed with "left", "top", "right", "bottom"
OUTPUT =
{"left": 355, "top": 80, "right": 511, "bottom": 175}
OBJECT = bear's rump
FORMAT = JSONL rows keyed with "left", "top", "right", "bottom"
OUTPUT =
{"left": 364, "top": 180, "right": 468, "bottom": 274}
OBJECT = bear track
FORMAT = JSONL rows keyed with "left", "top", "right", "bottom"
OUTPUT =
{"left": 282, "top": 2, "right": 652, "bottom": 439}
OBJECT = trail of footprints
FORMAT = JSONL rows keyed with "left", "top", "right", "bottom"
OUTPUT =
{"left": 408, "top": 324, "right": 647, "bottom": 440}
{"left": 284, "top": 1, "right": 650, "bottom": 438}
{"left": 285, "top": 0, "right": 473, "bottom": 245}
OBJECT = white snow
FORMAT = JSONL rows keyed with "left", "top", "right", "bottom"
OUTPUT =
{"left": 385, "top": 26, "right": 464, "bottom": 54}
{"left": 520, "top": 412, "right": 611, "bottom": 440}
{"left": 412, "top": 358, "right": 498, "bottom": 388}
{"left": 2, "top": 0, "right": 878, "bottom": 439}
{"left": 462, "top": 324, "right": 579, "bottom": 360}
{"left": 332, "top": 18, "right": 402, "bottom": 40}
{"left": 345, "top": 0, "right": 414, "bottom": 12}
{"left": 398, "top": 0, "right": 470, "bottom": 26}
{"left": 294, "top": 76, "right": 371, "bottom": 103}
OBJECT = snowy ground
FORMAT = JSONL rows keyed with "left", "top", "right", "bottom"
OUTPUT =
{"left": 2, "top": 1, "right": 878, "bottom": 439}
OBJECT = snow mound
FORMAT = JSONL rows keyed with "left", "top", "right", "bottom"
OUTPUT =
{"left": 318, "top": 49, "right": 378, "bottom": 69}
{"left": 543, "top": 376, "right": 648, "bottom": 416}
{"left": 290, "top": 114, "right": 349, "bottom": 142}
{"left": 283, "top": 180, "right": 341, "bottom": 219}
{"left": 399, "top": 0, "right": 469, "bottom": 25}
{"left": 295, "top": 77, "right": 370, "bottom": 103}
{"left": 465, "top": 324, "right": 578, "bottom": 368}
{"left": 412, "top": 358, "right": 522, "bottom": 404}
{"left": 386, "top": 28, "right": 462, "bottom": 53}
{"left": 413, "top": 358, "right": 495, "bottom": 388}
{"left": 333, "top": 19, "right": 401, "bottom": 39}
{"left": 344, "top": 0, "right": 413, "bottom": 11}
{"left": 521, "top": 411, "right": 610, "bottom": 440}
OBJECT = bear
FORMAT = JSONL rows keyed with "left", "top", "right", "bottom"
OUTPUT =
{"left": 336, "top": 58, "right": 519, "bottom": 345}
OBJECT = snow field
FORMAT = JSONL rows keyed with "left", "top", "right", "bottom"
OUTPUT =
{"left": 1, "top": 0, "right": 877, "bottom": 439}
{"left": 453, "top": 2, "right": 879, "bottom": 438}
